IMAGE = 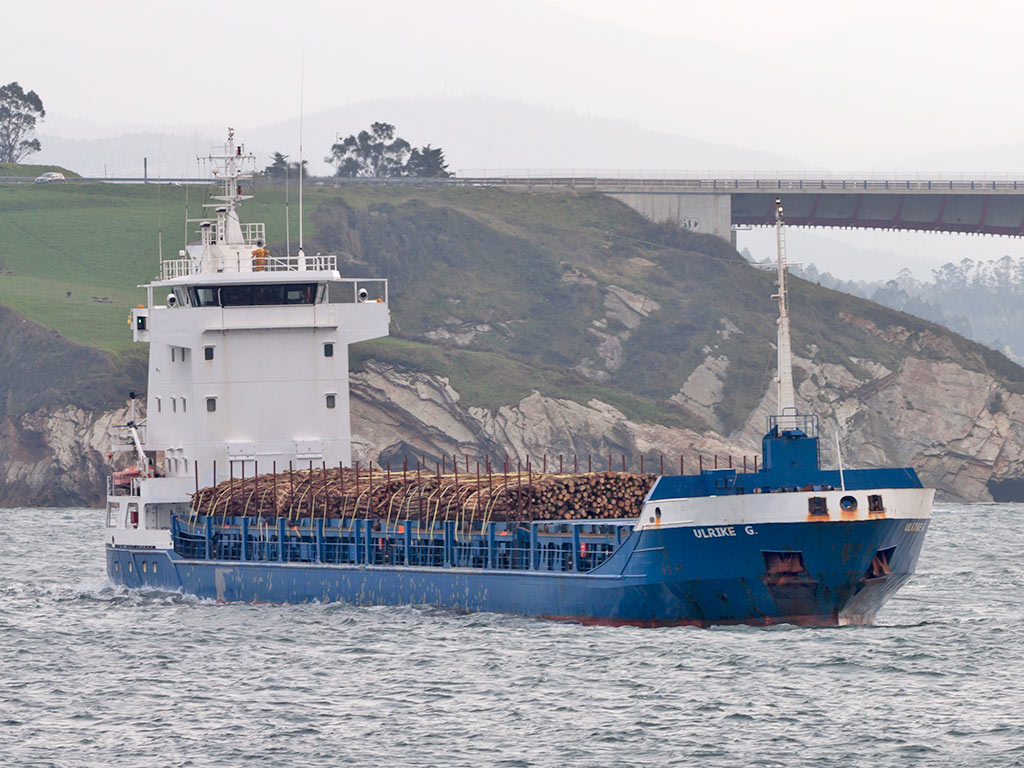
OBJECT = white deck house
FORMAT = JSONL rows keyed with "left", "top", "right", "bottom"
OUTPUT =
{"left": 106, "top": 129, "right": 390, "bottom": 547}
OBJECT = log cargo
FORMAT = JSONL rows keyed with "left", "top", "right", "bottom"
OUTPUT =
{"left": 189, "top": 467, "right": 658, "bottom": 524}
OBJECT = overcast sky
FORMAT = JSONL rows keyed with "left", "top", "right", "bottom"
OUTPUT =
{"left": 8, "top": 0, "right": 1024, "bottom": 279}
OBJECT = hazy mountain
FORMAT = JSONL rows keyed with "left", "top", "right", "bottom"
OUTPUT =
{"left": 31, "top": 96, "right": 803, "bottom": 178}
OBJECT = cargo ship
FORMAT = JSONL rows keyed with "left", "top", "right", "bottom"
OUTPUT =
{"left": 104, "top": 130, "right": 933, "bottom": 626}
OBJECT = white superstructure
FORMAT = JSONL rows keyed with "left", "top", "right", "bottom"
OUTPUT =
{"left": 106, "top": 129, "right": 389, "bottom": 547}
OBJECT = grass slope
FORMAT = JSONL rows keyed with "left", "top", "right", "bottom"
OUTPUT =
{"left": 0, "top": 163, "right": 80, "bottom": 178}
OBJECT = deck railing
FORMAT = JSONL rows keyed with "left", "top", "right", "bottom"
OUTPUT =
{"left": 158, "top": 252, "right": 339, "bottom": 280}
{"left": 172, "top": 516, "right": 634, "bottom": 574}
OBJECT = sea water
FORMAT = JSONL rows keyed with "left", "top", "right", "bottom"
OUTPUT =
{"left": 1, "top": 504, "right": 1022, "bottom": 767}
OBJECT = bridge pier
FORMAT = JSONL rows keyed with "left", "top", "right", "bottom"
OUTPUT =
{"left": 604, "top": 192, "right": 735, "bottom": 244}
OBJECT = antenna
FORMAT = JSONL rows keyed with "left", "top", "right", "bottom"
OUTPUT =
{"left": 157, "top": 176, "right": 163, "bottom": 262}
{"left": 773, "top": 197, "right": 796, "bottom": 424}
{"left": 285, "top": 159, "right": 291, "bottom": 259}
{"left": 298, "top": 53, "right": 305, "bottom": 257}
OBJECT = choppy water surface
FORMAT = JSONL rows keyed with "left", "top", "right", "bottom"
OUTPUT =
{"left": 1, "top": 505, "right": 1022, "bottom": 767}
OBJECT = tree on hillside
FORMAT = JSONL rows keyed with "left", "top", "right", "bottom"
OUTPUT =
{"left": 328, "top": 122, "right": 411, "bottom": 177}
{"left": 0, "top": 82, "right": 45, "bottom": 163}
{"left": 406, "top": 144, "right": 451, "bottom": 178}
{"left": 263, "top": 152, "right": 307, "bottom": 178}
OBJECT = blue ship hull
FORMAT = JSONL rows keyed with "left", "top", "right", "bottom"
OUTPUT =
{"left": 106, "top": 517, "right": 928, "bottom": 626}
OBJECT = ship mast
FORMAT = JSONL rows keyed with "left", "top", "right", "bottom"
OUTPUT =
{"left": 773, "top": 197, "right": 797, "bottom": 426}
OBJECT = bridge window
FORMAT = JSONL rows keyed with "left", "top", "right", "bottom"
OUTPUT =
{"left": 204, "top": 346, "right": 214, "bottom": 361}
{"left": 189, "top": 283, "right": 317, "bottom": 307}
{"left": 868, "top": 494, "right": 885, "bottom": 512}
{"left": 324, "top": 342, "right": 334, "bottom": 357}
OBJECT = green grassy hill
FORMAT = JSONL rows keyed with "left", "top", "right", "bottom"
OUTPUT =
{"left": 0, "top": 163, "right": 80, "bottom": 178}
{"left": 2, "top": 180, "right": 1022, "bottom": 433}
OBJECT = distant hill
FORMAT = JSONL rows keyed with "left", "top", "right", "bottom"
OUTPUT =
{"left": 791, "top": 257, "right": 1024, "bottom": 363}
{"left": 32, "top": 96, "right": 804, "bottom": 178}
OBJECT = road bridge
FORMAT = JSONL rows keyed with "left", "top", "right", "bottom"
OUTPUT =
{"left": 445, "top": 175, "right": 1024, "bottom": 242}
{"left": 12, "top": 173, "right": 1024, "bottom": 242}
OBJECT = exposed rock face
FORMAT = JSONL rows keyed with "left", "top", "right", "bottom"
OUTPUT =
{"left": 8, "top": 349, "right": 1024, "bottom": 506}
{"left": 0, "top": 405, "right": 130, "bottom": 507}
{"left": 350, "top": 361, "right": 748, "bottom": 474}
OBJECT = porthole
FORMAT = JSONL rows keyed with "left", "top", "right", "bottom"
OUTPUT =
{"left": 152, "top": 561, "right": 158, "bottom": 574}
{"left": 114, "top": 561, "right": 121, "bottom": 572}
{"left": 655, "top": 507, "right": 662, "bottom": 519}
{"left": 127, "top": 561, "right": 134, "bottom": 573}
{"left": 840, "top": 495, "right": 858, "bottom": 512}
{"left": 142, "top": 561, "right": 148, "bottom": 574}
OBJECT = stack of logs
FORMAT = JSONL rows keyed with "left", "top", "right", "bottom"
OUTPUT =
{"left": 189, "top": 466, "right": 658, "bottom": 524}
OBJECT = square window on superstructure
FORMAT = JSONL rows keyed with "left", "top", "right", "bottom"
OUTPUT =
{"left": 156, "top": 397, "right": 161, "bottom": 413}
{"left": 324, "top": 343, "right": 334, "bottom": 357}
{"left": 204, "top": 346, "right": 214, "bottom": 361}
{"left": 171, "top": 347, "right": 176, "bottom": 363}
{"left": 182, "top": 398, "right": 187, "bottom": 413}
{"left": 206, "top": 398, "right": 217, "bottom": 413}
{"left": 171, "top": 398, "right": 177, "bottom": 413}
{"left": 326, "top": 394, "right": 336, "bottom": 409}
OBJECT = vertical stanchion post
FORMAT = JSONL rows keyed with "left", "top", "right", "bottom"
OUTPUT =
{"left": 404, "top": 521, "right": 411, "bottom": 566}
{"left": 572, "top": 525, "right": 581, "bottom": 572}
{"left": 316, "top": 518, "right": 324, "bottom": 563}
{"left": 529, "top": 523, "right": 538, "bottom": 571}
{"left": 240, "top": 516, "right": 249, "bottom": 562}
{"left": 640, "top": 455, "right": 644, "bottom": 474}
{"left": 443, "top": 520, "right": 452, "bottom": 567}
{"left": 660, "top": 454, "right": 664, "bottom": 475}
{"left": 277, "top": 517, "right": 286, "bottom": 562}
{"left": 487, "top": 521, "right": 496, "bottom": 569}
{"left": 364, "top": 518, "right": 373, "bottom": 565}
{"left": 559, "top": 454, "right": 563, "bottom": 474}
{"left": 204, "top": 515, "right": 213, "bottom": 560}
